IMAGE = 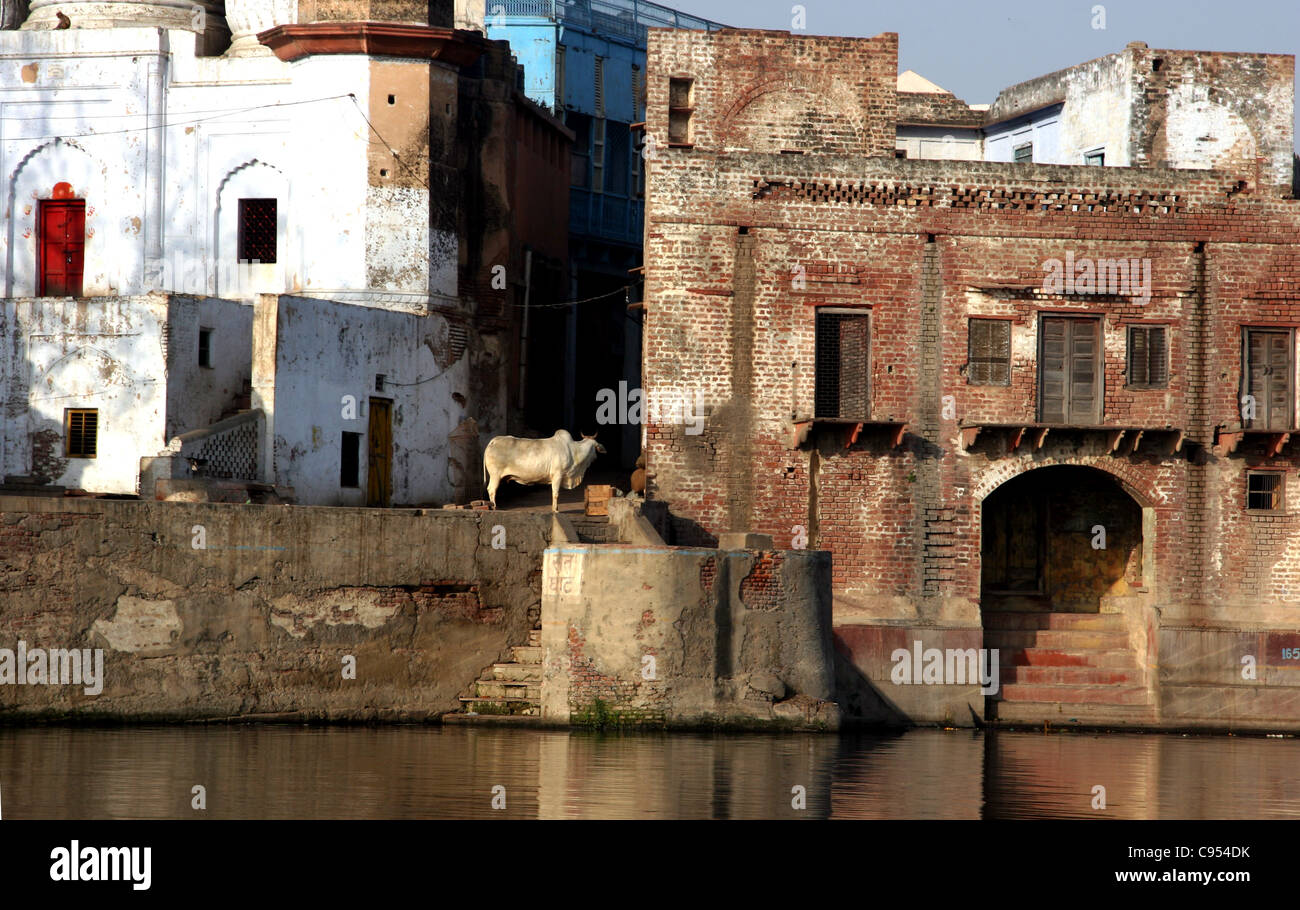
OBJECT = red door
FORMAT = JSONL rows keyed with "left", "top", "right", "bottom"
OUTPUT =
{"left": 39, "top": 200, "right": 85, "bottom": 297}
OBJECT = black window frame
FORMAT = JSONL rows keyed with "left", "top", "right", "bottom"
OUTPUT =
{"left": 1246, "top": 470, "right": 1285, "bottom": 512}
{"left": 814, "top": 307, "right": 871, "bottom": 420}
{"left": 65, "top": 408, "right": 97, "bottom": 459}
{"left": 236, "top": 197, "right": 277, "bottom": 264}
{"left": 1126, "top": 324, "right": 1169, "bottom": 389}
{"left": 967, "top": 317, "right": 1012, "bottom": 386}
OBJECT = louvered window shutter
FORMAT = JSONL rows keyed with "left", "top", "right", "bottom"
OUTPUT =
{"left": 969, "top": 319, "right": 1010, "bottom": 385}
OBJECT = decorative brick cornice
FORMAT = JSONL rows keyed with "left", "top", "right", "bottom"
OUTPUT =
{"left": 258, "top": 22, "right": 487, "bottom": 66}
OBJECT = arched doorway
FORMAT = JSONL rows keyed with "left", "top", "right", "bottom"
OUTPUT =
{"left": 980, "top": 465, "right": 1154, "bottom": 723}
{"left": 981, "top": 465, "right": 1143, "bottom": 613}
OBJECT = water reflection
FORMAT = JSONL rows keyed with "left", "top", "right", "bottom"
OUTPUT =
{"left": 0, "top": 725, "right": 1298, "bottom": 819}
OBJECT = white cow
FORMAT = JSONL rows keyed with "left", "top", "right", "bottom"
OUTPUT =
{"left": 483, "top": 430, "right": 606, "bottom": 512}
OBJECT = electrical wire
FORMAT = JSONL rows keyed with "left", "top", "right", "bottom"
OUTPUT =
{"left": 7, "top": 93, "right": 356, "bottom": 141}
{"left": 0, "top": 98, "right": 348, "bottom": 122}
{"left": 503, "top": 282, "right": 641, "bottom": 309}
{"left": 347, "top": 93, "right": 430, "bottom": 190}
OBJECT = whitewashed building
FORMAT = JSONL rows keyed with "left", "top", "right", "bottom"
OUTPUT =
{"left": 0, "top": 0, "right": 543, "bottom": 506}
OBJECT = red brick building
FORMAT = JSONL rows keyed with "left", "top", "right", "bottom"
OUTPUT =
{"left": 639, "top": 28, "right": 1300, "bottom": 729}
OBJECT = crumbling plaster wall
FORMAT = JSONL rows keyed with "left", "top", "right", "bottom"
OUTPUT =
{"left": 253, "top": 293, "right": 486, "bottom": 506}
{"left": 0, "top": 293, "right": 250, "bottom": 493}
{"left": 983, "top": 44, "right": 1295, "bottom": 186}
{"left": 0, "top": 496, "right": 552, "bottom": 720}
{"left": 540, "top": 545, "right": 839, "bottom": 728}
{"left": 0, "top": 27, "right": 447, "bottom": 308}
{"left": 1, "top": 294, "right": 169, "bottom": 492}
{"left": 163, "top": 295, "right": 254, "bottom": 439}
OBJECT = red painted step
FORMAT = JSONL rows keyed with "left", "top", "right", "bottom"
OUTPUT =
{"left": 999, "top": 648, "right": 1138, "bottom": 668}
{"left": 1000, "top": 665, "right": 1139, "bottom": 686}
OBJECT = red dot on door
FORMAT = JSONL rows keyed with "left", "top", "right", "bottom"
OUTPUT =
{"left": 51, "top": 182, "right": 74, "bottom": 199}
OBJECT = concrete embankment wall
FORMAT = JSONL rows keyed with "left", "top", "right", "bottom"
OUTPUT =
{"left": 0, "top": 496, "right": 552, "bottom": 721}
{"left": 540, "top": 545, "right": 840, "bottom": 729}
{"left": 1157, "top": 628, "right": 1300, "bottom": 729}
{"left": 833, "top": 621, "right": 1300, "bottom": 732}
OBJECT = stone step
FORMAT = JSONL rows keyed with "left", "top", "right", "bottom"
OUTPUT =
{"left": 983, "top": 611, "right": 1127, "bottom": 632}
{"left": 458, "top": 696, "right": 540, "bottom": 716}
{"left": 475, "top": 679, "right": 541, "bottom": 699}
{"left": 492, "top": 662, "right": 542, "bottom": 682}
{"left": 1000, "top": 665, "right": 1141, "bottom": 686}
{"left": 997, "top": 683, "right": 1151, "bottom": 706}
{"left": 442, "top": 712, "right": 548, "bottom": 726}
{"left": 527, "top": 629, "right": 541, "bottom": 646}
{"left": 569, "top": 516, "right": 619, "bottom": 544}
{"left": 989, "top": 700, "right": 1159, "bottom": 728}
{"left": 511, "top": 646, "right": 543, "bottom": 664}
{"left": 573, "top": 530, "right": 619, "bottom": 544}
{"left": 0, "top": 484, "right": 66, "bottom": 496}
{"left": 1001, "top": 648, "right": 1139, "bottom": 669}
{"left": 983, "top": 629, "right": 1130, "bottom": 650}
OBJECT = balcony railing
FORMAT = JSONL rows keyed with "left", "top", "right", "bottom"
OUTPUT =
{"left": 499, "top": 0, "right": 727, "bottom": 41}
{"left": 570, "top": 188, "right": 643, "bottom": 244}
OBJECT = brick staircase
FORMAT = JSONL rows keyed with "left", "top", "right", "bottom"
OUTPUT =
{"left": 984, "top": 611, "right": 1156, "bottom": 726}
{"left": 568, "top": 514, "right": 618, "bottom": 543}
{"left": 455, "top": 628, "right": 543, "bottom": 717}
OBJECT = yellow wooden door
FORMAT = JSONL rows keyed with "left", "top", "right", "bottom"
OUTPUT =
{"left": 367, "top": 398, "right": 392, "bottom": 507}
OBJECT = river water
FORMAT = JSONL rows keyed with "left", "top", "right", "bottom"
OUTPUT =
{"left": 1, "top": 725, "right": 1297, "bottom": 819}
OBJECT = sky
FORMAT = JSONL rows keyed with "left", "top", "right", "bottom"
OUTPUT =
{"left": 663, "top": 0, "right": 1300, "bottom": 144}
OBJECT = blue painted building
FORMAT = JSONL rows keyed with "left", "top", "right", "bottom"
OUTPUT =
{"left": 488, "top": 0, "right": 725, "bottom": 467}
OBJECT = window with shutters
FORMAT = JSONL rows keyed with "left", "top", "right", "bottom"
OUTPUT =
{"left": 568, "top": 113, "right": 591, "bottom": 188}
{"left": 556, "top": 46, "right": 565, "bottom": 107}
{"left": 1038, "top": 315, "right": 1102, "bottom": 424}
{"left": 1013, "top": 143, "right": 1033, "bottom": 162}
{"left": 1126, "top": 325, "right": 1168, "bottom": 388}
{"left": 237, "top": 198, "right": 277, "bottom": 264}
{"left": 605, "top": 119, "right": 629, "bottom": 196}
{"left": 968, "top": 318, "right": 1011, "bottom": 385}
{"left": 668, "top": 77, "right": 693, "bottom": 146}
{"left": 632, "top": 64, "right": 643, "bottom": 122}
{"left": 1242, "top": 328, "right": 1294, "bottom": 431}
{"left": 1247, "top": 471, "right": 1284, "bottom": 511}
{"left": 592, "top": 117, "right": 605, "bottom": 193}
{"left": 814, "top": 309, "right": 870, "bottom": 419}
{"left": 65, "top": 408, "right": 97, "bottom": 458}
{"left": 632, "top": 127, "right": 643, "bottom": 197}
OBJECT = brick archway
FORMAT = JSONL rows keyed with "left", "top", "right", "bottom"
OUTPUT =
{"left": 978, "top": 463, "right": 1151, "bottom": 613}
{"left": 977, "top": 463, "right": 1156, "bottom": 718}
{"left": 718, "top": 76, "right": 866, "bottom": 153}
{"left": 973, "top": 456, "right": 1164, "bottom": 509}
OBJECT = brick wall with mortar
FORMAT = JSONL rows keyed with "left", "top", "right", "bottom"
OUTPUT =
{"left": 0, "top": 496, "right": 551, "bottom": 721}
{"left": 642, "top": 29, "right": 1300, "bottom": 640}
{"left": 897, "top": 91, "right": 984, "bottom": 129}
